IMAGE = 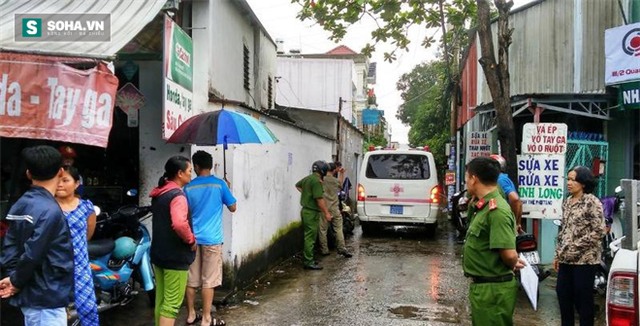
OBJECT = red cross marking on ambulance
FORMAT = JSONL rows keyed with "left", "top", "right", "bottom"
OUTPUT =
{"left": 390, "top": 184, "right": 404, "bottom": 197}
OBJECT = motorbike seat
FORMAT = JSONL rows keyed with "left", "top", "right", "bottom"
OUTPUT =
{"left": 88, "top": 239, "right": 116, "bottom": 258}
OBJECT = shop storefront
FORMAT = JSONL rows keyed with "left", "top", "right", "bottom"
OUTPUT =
{"left": 0, "top": 0, "right": 168, "bottom": 217}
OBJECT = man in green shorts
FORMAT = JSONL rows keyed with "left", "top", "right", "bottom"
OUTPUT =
{"left": 295, "top": 160, "right": 332, "bottom": 270}
{"left": 462, "top": 156, "right": 525, "bottom": 325}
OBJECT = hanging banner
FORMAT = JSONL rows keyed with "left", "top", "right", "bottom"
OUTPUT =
{"left": 465, "top": 131, "right": 492, "bottom": 163}
{"left": 521, "top": 123, "right": 568, "bottom": 155}
{"left": 0, "top": 52, "right": 118, "bottom": 147}
{"left": 163, "top": 15, "right": 193, "bottom": 140}
{"left": 517, "top": 154, "right": 565, "bottom": 219}
{"left": 605, "top": 22, "right": 640, "bottom": 85}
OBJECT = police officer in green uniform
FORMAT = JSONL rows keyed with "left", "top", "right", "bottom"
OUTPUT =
{"left": 462, "top": 157, "right": 526, "bottom": 325}
{"left": 295, "top": 160, "right": 332, "bottom": 270}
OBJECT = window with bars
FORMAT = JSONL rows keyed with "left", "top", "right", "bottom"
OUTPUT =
{"left": 267, "top": 76, "right": 273, "bottom": 109}
{"left": 243, "top": 45, "right": 250, "bottom": 91}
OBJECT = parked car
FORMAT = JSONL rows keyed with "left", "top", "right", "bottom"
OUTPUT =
{"left": 606, "top": 183, "right": 640, "bottom": 326}
{"left": 356, "top": 148, "right": 440, "bottom": 237}
{"left": 605, "top": 236, "right": 637, "bottom": 326}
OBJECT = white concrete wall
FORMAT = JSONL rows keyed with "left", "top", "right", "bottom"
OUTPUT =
{"left": 258, "top": 31, "right": 277, "bottom": 110}
{"left": 192, "top": 0, "right": 211, "bottom": 115}
{"left": 208, "top": 1, "right": 255, "bottom": 102}
{"left": 180, "top": 113, "right": 334, "bottom": 275}
{"left": 276, "top": 58, "right": 354, "bottom": 122}
{"left": 138, "top": 60, "right": 187, "bottom": 207}
{"left": 339, "top": 124, "right": 364, "bottom": 201}
{"left": 196, "top": 105, "right": 333, "bottom": 265}
{"left": 182, "top": 0, "right": 333, "bottom": 279}
{"left": 133, "top": 1, "right": 346, "bottom": 286}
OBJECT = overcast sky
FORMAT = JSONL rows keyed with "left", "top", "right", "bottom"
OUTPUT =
{"left": 246, "top": 0, "right": 532, "bottom": 144}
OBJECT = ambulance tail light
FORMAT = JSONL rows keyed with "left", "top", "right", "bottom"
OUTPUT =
{"left": 430, "top": 186, "right": 440, "bottom": 204}
{"left": 357, "top": 184, "right": 366, "bottom": 202}
{"left": 607, "top": 272, "right": 638, "bottom": 326}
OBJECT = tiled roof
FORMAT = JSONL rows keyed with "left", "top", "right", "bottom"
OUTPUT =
{"left": 325, "top": 45, "right": 358, "bottom": 55}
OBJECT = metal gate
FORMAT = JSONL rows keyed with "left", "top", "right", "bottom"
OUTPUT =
{"left": 565, "top": 140, "right": 608, "bottom": 198}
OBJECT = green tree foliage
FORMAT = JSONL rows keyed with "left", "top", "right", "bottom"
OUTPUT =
{"left": 363, "top": 131, "right": 388, "bottom": 152}
{"left": 294, "top": 0, "right": 519, "bottom": 184}
{"left": 294, "top": 0, "right": 477, "bottom": 63}
{"left": 397, "top": 60, "right": 450, "bottom": 169}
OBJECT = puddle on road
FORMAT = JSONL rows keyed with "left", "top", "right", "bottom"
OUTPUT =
{"left": 388, "top": 304, "right": 460, "bottom": 323}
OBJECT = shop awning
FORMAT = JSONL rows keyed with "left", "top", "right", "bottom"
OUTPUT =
{"left": 472, "top": 94, "right": 615, "bottom": 132}
{"left": 0, "top": 0, "right": 167, "bottom": 59}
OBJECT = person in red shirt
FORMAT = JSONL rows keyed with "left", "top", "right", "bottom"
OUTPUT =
{"left": 149, "top": 156, "right": 196, "bottom": 326}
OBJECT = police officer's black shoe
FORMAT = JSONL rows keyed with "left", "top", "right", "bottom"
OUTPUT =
{"left": 303, "top": 264, "right": 323, "bottom": 270}
{"left": 338, "top": 250, "right": 353, "bottom": 258}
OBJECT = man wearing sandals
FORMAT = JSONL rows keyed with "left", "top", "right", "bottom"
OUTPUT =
{"left": 184, "top": 151, "right": 236, "bottom": 326}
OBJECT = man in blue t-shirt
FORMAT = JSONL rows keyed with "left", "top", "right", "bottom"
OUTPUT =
{"left": 490, "top": 154, "right": 523, "bottom": 233}
{"left": 183, "top": 151, "right": 236, "bottom": 326}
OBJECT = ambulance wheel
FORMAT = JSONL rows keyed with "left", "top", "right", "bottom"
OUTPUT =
{"left": 361, "top": 222, "right": 380, "bottom": 235}
{"left": 425, "top": 224, "right": 437, "bottom": 238}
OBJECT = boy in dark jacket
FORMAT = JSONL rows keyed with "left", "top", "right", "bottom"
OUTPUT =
{"left": 0, "top": 145, "right": 74, "bottom": 326}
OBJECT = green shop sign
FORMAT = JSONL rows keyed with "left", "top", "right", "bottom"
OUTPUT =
{"left": 618, "top": 81, "right": 640, "bottom": 110}
{"left": 164, "top": 16, "right": 193, "bottom": 91}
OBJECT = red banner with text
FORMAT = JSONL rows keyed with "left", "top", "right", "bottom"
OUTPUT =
{"left": 0, "top": 53, "right": 119, "bottom": 148}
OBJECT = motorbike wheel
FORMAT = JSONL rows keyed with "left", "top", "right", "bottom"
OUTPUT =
{"left": 342, "top": 212, "right": 355, "bottom": 235}
{"left": 594, "top": 265, "right": 608, "bottom": 296}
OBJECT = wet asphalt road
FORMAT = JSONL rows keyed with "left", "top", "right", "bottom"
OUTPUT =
{"left": 101, "top": 215, "right": 606, "bottom": 325}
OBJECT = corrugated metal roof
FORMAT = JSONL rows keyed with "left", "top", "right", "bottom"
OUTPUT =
{"left": 477, "top": 0, "right": 623, "bottom": 104}
{"left": 0, "top": 0, "right": 166, "bottom": 59}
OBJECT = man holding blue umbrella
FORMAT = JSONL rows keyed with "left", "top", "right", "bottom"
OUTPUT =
{"left": 295, "top": 161, "right": 332, "bottom": 270}
{"left": 184, "top": 151, "right": 236, "bottom": 326}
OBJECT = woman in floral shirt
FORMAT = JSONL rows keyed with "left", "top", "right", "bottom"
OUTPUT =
{"left": 553, "top": 166, "right": 605, "bottom": 326}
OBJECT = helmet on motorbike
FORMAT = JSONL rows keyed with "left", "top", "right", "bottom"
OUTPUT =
{"left": 489, "top": 154, "right": 507, "bottom": 172}
{"left": 112, "top": 236, "right": 137, "bottom": 259}
{"left": 311, "top": 160, "right": 329, "bottom": 177}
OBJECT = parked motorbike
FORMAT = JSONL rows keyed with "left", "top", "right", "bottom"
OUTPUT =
{"left": 450, "top": 189, "right": 469, "bottom": 244}
{"left": 327, "top": 190, "right": 355, "bottom": 247}
{"left": 516, "top": 233, "right": 550, "bottom": 282}
{"left": 68, "top": 196, "right": 155, "bottom": 325}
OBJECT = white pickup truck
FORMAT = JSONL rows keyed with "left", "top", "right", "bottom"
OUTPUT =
{"left": 606, "top": 180, "right": 640, "bottom": 326}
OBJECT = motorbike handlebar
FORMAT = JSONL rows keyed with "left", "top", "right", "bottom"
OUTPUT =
{"left": 97, "top": 205, "right": 152, "bottom": 224}
{"left": 609, "top": 236, "right": 626, "bottom": 254}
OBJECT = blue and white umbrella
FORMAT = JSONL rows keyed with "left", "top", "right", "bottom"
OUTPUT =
{"left": 167, "top": 109, "right": 278, "bottom": 177}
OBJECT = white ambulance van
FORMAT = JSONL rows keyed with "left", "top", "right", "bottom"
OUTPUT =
{"left": 356, "top": 148, "right": 441, "bottom": 237}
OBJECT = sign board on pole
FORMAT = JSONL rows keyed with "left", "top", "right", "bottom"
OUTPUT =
{"left": 445, "top": 171, "right": 456, "bottom": 186}
{"left": 605, "top": 22, "right": 640, "bottom": 85}
{"left": 362, "top": 108, "right": 383, "bottom": 125}
{"left": 521, "top": 123, "right": 568, "bottom": 155}
{"left": 517, "top": 154, "right": 565, "bottom": 219}
{"left": 465, "top": 131, "right": 492, "bottom": 163}
{"left": 163, "top": 15, "right": 193, "bottom": 140}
